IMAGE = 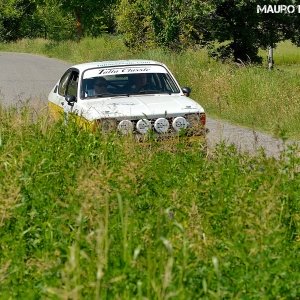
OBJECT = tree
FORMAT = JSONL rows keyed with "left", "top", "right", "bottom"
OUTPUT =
{"left": 285, "top": 9, "right": 300, "bottom": 46}
{"left": 116, "top": 0, "right": 299, "bottom": 64}
{"left": 207, "top": 0, "right": 296, "bottom": 63}
{"left": 0, "top": 0, "right": 37, "bottom": 41}
{"left": 148, "top": 0, "right": 214, "bottom": 50}
{"left": 115, "top": 0, "right": 155, "bottom": 49}
{"left": 0, "top": 0, "right": 118, "bottom": 42}
{"left": 33, "top": 0, "right": 76, "bottom": 41}
{"left": 59, "top": 0, "right": 117, "bottom": 39}
{"left": 116, "top": 0, "right": 213, "bottom": 51}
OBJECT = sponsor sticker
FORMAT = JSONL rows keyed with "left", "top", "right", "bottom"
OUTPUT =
{"left": 83, "top": 65, "right": 168, "bottom": 79}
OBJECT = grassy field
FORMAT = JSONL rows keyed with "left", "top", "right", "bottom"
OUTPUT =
{"left": 0, "top": 37, "right": 300, "bottom": 299}
{"left": 0, "top": 104, "right": 299, "bottom": 299}
{"left": 0, "top": 37, "right": 300, "bottom": 139}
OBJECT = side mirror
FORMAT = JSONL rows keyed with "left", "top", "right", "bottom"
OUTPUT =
{"left": 65, "top": 95, "right": 76, "bottom": 106}
{"left": 182, "top": 87, "right": 191, "bottom": 97}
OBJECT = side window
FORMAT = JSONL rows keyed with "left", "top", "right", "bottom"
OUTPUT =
{"left": 58, "top": 71, "right": 72, "bottom": 96}
{"left": 66, "top": 71, "right": 79, "bottom": 97}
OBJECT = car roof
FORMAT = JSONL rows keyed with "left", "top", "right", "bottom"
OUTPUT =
{"left": 72, "top": 60, "right": 167, "bottom": 72}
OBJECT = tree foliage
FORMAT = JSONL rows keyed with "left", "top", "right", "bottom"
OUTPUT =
{"left": 0, "top": 0, "right": 37, "bottom": 41}
{"left": 33, "top": 0, "right": 76, "bottom": 41}
{"left": 115, "top": 0, "right": 155, "bottom": 49}
{"left": 116, "top": 0, "right": 300, "bottom": 62}
{"left": 207, "top": 0, "right": 296, "bottom": 62}
{"left": 0, "top": 0, "right": 300, "bottom": 63}
{"left": 0, "top": 0, "right": 117, "bottom": 41}
{"left": 116, "top": 0, "right": 213, "bottom": 51}
{"left": 59, "top": 0, "right": 117, "bottom": 39}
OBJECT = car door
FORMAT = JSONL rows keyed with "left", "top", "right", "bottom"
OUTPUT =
{"left": 57, "top": 69, "right": 79, "bottom": 115}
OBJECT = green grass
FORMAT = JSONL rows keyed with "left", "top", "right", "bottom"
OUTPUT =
{"left": 1, "top": 37, "right": 300, "bottom": 139}
{"left": 0, "top": 106, "right": 299, "bottom": 299}
{"left": 1, "top": 37, "right": 299, "bottom": 299}
{"left": 266, "top": 40, "right": 300, "bottom": 66}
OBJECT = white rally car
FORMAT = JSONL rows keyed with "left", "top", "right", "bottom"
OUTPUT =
{"left": 48, "top": 60, "right": 206, "bottom": 139}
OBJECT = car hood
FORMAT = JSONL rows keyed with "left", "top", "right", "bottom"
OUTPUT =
{"left": 76, "top": 94, "right": 204, "bottom": 121}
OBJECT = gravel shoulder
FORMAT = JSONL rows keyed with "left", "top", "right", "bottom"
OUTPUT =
{"left": 207, "top": 118, "right": 299, "bottom": 158}
{"left": 1, "top": 52, "right": 298, "bottom": 158}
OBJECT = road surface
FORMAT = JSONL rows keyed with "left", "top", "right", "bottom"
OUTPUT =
{"left": 0, "top": 52, "right": 298, "bottom": 158}
{"left": 0, "top": 52, "right": 69, "bottom": 105}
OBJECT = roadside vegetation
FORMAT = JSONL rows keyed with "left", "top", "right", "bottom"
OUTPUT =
{"left": 1, "top": 1, "right": 300, "bottom": 299}
{"left": 0, "top": 105, "right": 299, "bottom": 299}
{"left": 1, "top": 37, "right": 300, "bottom": 139}
{"left": 2, "top": 1, "right": 300, "bottom": 63}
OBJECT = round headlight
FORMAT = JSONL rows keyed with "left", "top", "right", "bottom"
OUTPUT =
{"left": 117, "top": 120, "right": 133, "bottom": 134}
{"left": 136, "top": 119, "right": 152, "bottom": 134}
{"left": 172, "top": 116, "right": 188, "bottom": 132}
{"left": 154, "top": 118, "right": 169, "bottom": 133}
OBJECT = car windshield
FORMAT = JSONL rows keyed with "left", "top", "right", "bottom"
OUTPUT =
{"left": 81, "top": 65, "right": 181, "bottom": 99}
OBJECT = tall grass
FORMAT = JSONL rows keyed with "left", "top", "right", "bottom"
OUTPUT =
{"left": 0, "top": 36, "right": 131, "bottom": 63}
{"left": 0, "top": 106, "right": 299, "bottom": 299}
{"left": 1, "top": 37, "right": 300, "bottom": 139}
{"left": 266, "top": 40, "right": 300, "bottom": 66}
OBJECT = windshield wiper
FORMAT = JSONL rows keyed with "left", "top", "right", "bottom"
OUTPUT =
{"left": 94, "top": 93, "right": 114, "bottom": 97}
{"left": 137, "top": 90, "right": 172, "bottom": 95}
{"left": 85, "top": 93, "right": 130, "bottom": 99}
{"left": 107, "top": 93, "right": 130, "bottom": 97}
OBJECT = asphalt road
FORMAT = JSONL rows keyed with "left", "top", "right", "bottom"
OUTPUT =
{"left": 0, "top": 52, "right": 298, "bottom": 158}
{"left": 0, "top": 52, "right": 69, "bottom": 105}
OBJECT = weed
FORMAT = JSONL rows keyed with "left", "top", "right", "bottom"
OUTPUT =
{"left": 0, "top": 106, "right": 299, "bottom": 298}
